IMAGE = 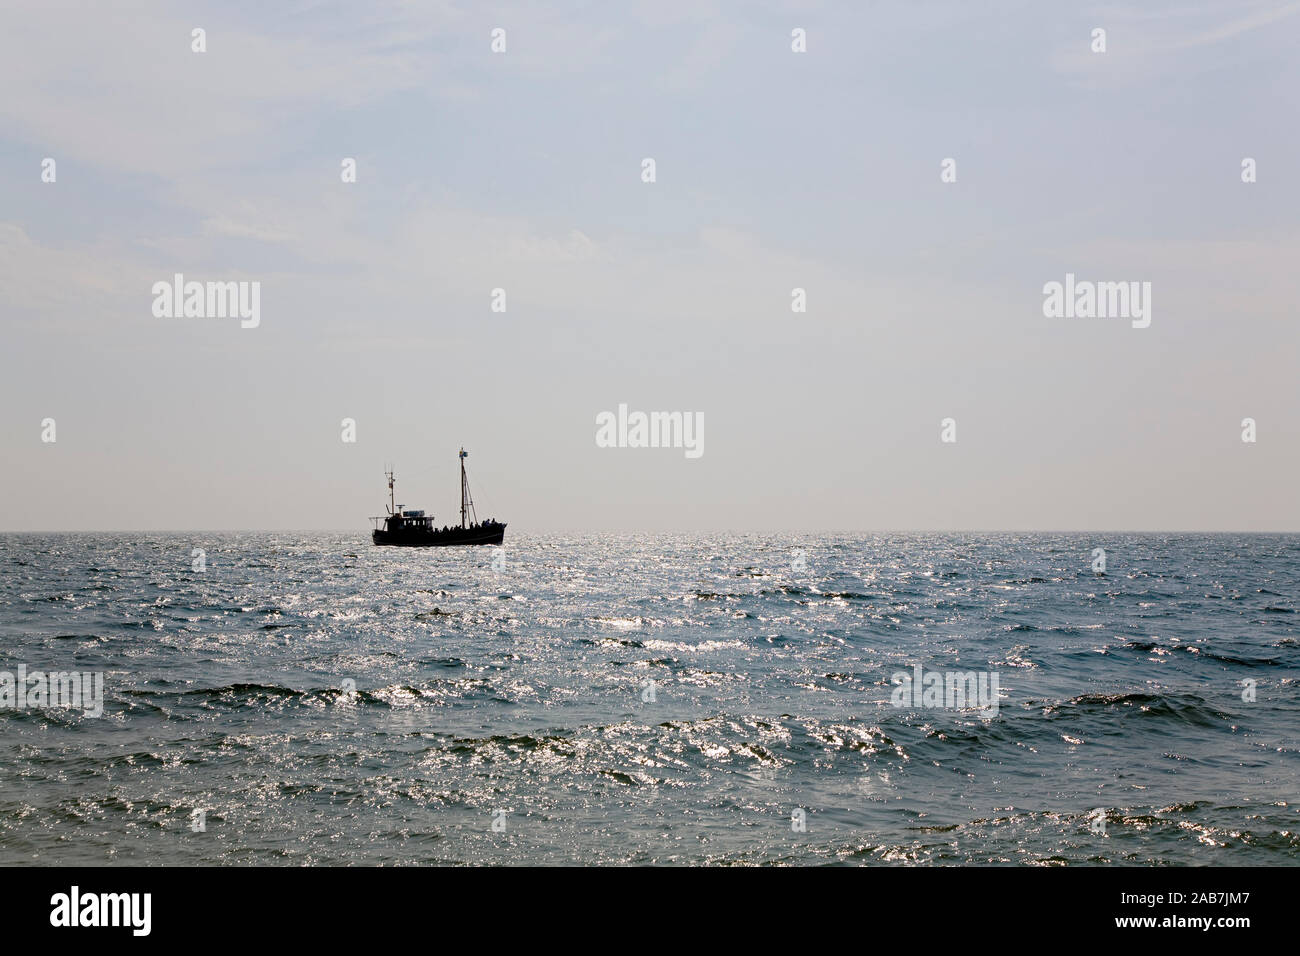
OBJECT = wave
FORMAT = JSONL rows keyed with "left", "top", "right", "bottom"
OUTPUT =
{"left": 1123, "top": 640, "right": 1283, "bottom": 667}
{"left": 1041, "top": 692, "right": 1233, "bottom": 728}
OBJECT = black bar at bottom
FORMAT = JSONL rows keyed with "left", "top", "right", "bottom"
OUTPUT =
{"left": 3, "top": 865, "right": 1274, "bottom": 943}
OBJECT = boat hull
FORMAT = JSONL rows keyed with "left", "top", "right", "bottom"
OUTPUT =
{"left": 372, "top": 523, "right": 506, "bottom": 547}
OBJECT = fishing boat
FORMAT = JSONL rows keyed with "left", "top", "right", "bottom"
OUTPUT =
{"left": 371, "top": 449, "right": 506, "bottom": 547}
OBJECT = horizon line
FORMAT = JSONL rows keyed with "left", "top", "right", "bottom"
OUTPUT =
{"left": 2, "top": 528, "right": 1298, "bottom": 536}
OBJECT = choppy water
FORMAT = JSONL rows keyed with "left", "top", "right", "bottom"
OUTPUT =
{"left": 1, "top": 532, "right": 1297, "bottom": 865}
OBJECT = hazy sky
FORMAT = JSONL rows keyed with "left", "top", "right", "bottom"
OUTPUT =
{"left": 3, "top": 0, "right": 1298, "bottom": 532}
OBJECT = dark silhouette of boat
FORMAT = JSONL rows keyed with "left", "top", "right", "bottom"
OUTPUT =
{"left": 371, "top": 449, "right": 506, "bottom": 547}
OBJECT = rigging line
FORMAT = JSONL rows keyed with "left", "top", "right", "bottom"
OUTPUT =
{"left": 404, "top": 460, "right": 443, "bottom": 478}
{"left": 463, "top": 462, "right": 492, "bottom": 515}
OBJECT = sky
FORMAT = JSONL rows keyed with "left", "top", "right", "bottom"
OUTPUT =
{"left": 2, "top": 0, "right": 1299, "bottom": 532}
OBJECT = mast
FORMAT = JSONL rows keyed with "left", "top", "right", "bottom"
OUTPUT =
{"left": 386, "top": 467, "right": 396, "bottom": 515}
{"left": 459, "top": 449, "right": 469, "bottom": 528}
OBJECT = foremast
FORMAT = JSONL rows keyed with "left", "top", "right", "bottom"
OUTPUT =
{"left": 459, "top": 448, "right": 478, "bottom": 529}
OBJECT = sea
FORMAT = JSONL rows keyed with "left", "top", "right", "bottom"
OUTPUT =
{"left": 1, "top": 532, "right": 1297, "bottom": 865}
